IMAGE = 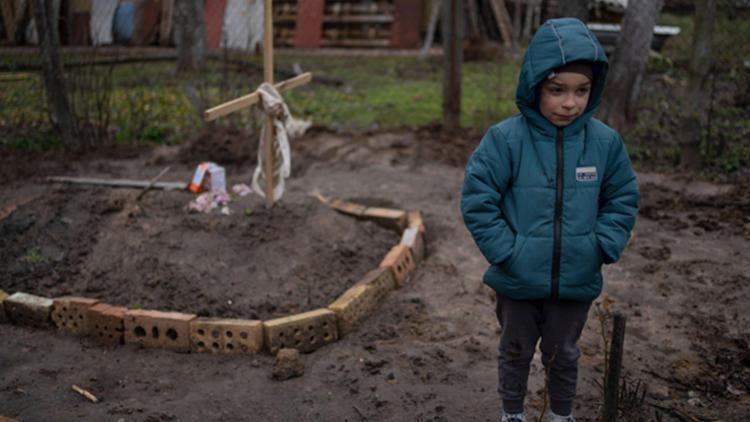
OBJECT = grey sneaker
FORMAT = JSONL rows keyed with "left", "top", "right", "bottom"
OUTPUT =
{"left": 548, "top": 411, "right": 576, "bottom": 422}
{"left": 501, "top": 413, "right": 526, "bottom": 422}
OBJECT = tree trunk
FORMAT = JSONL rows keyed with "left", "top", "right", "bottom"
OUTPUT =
{"left": 174, "top": 0, "right": 206, "bottom": 74}
{"left": 33, "top": 0, "right": 76, "bottom": 148}
{"left": 680, "top": 0, "right": 716, "bottom": 170}
{"left": 442, "top": 0, "right": 462, "bottom": 133}
{"left": 513, "top": 0, "right": 522, "bottom": 42}
{"left": 687, "top": 0, "right": 715, "bottom": 104}
{"left": 598, "top": 0, "right": 664, "bottom": 133}
{"left": 558, "top": 0, "right": 590, "bottom": 22}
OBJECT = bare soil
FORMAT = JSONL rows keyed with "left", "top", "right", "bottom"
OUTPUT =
{"left": 1, "top": 128, "right": 749, "bottom": 421}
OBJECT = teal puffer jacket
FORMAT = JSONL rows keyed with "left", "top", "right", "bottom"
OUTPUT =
{"left": 460, "top": 18, "right": 639, "bottom": 301}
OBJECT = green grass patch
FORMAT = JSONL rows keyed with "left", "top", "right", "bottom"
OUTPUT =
{"left": 0, "top": 52, "right": 522, "bottom": 149}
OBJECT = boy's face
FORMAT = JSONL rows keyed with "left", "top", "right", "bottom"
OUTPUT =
{"left": 538, "top": 72, "right": 592, "bottom": 127}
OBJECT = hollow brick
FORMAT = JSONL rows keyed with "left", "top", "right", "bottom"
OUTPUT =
{"left": 379, "top": 244, "right": 417, "bottom": 288}
{"left": 52, "top": 296, "right": 99, "bottom": 336}
{"left": 190, "top": 318, "right": 263, "bottom": 354}
{"left": 263, "top": 309, "right": 338, "bottom": 354}
{"left": 124, "top": 309, "right": 195, "bottom": 353}
{"left": 89, "top": 303, "right": 128, "bottom": 346}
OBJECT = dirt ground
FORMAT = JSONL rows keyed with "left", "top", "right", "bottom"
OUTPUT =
{"left": 1, "top": 128, "right": 749, "bottom": 421}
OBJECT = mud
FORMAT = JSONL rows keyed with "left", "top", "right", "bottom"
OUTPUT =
{"left": 1, "top": 129, "right": 749, "bottom": 421}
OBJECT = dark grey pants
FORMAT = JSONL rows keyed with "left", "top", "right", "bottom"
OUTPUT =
{"left": 495, "top": 294, "right": 592, "bottom": 415}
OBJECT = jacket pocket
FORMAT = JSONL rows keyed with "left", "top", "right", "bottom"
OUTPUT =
{"left": 587, "top": 232, "right": 603, "bottom": 264}
{"left": 501, "top": 235, "right": 528, "bottom": 272}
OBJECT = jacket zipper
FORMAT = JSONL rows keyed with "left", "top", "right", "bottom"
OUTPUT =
{"left": 552, "top": 128, "right": 564, "bottom": 299}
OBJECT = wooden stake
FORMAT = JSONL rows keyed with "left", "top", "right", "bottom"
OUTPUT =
{"left": 603, "top": 313, "right": 627, "bottom": 421}
{"left": 263, "top": 0, "right": 274, "bottom": 208}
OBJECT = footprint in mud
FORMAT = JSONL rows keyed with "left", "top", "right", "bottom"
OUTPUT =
{"left": 638, "top": 245, "right": 671, "bottom": 261}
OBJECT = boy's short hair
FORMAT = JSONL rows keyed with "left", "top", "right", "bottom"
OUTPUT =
{"left": 547, "top": 61, "right": 594, "bottom": 82}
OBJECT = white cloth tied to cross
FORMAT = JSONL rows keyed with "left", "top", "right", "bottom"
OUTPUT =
{"left": 251, "top": 82, "right": 311, "bottom": 201}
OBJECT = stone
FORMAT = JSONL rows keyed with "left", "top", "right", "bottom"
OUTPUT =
{"left": 124, "top": 309, "right": 196, "bottom": 352}
{"left": 379, "top": 244, "right": 417, "bottom": 288}
{"left": 272, "top": 348, "right": 305, "bottom": 380}
{"left": 363, "top": 207, "right": 407, "bottom": 231}
{"left": 263, "top": 308, "right": 338, "bottom": 354}
{"left": 89, "top": 303, "right": 127, "bottom": 346}
{"left": 190, "top": 318, "right": 264, "bottom": 354}
{"left": 400, "top": 226, "right": 425, "bottom": 263}
{"left": 51, "top": 296, "right": 99, "bottom": 335}
{"left": 4, "top": 292, "right": 53, "bottom": 328}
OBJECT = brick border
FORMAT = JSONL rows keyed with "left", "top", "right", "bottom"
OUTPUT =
{"left": 0, "top": 199, "right": 426, "bottom": 356}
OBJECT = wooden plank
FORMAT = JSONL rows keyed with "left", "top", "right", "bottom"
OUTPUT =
{"left": 159, "top": 0, "right": 174, "bottom": 46}
{"left": 203, "top": 72, "right": 312, "bottom": 122}
{"left": 319, "top": 39, "right": 390, "bottom": 48}
{"left": 322, "top": 14, "right": 393, "bottom": 23}
{"left": 46, "top": 176, "right": 188, "bottom": 190}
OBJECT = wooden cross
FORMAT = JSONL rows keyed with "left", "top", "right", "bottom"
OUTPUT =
{"left": 204, "top": 0, "right": 312, "bottom": 208}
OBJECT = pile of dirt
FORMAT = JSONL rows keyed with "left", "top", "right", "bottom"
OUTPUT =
{"left": 0, "top": 183, "right": 397, "bottom": 320}
{"left": 178, "top": 126, "right": 257, "bottom": 167}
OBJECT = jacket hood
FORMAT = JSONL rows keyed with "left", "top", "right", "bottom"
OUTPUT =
{"left": 516, "top": 18, "right": 608, "bottom": 136}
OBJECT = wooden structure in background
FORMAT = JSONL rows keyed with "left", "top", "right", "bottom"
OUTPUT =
{"left": 275, "top": 0, "right": 424, "bottom": 49}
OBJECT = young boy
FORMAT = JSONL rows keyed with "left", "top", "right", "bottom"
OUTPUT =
{"left": 460, "top": 18, "right": 639, "bottom": 422}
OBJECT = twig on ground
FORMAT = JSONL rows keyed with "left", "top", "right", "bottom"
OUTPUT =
{"left": 137, "top": 166, "right": 171, "bottom": 201}
{"left": 71, "top": 384, "right": 98, "bottom": 403}
{"left": 353, "top": 405, "right": 367, "bottom": 420}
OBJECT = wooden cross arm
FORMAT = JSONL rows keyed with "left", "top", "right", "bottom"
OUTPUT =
{"left": 203, "top": 72, "right": 313, "bottom": 122}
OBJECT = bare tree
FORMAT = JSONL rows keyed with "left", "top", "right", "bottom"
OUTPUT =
{"left": 598, "top": 0, "right": 664, "bottom": 132}
{"left": 33, "top": 0, "right": 76, "bottom": 148}
{"left": 174, "top": 0, "right": 207, "bottom": 73}
{"left": 442, "top": 0, "right": 463, "bottom": 132}
{"left": 559, "top": 0, "right": 590, "bottom": 22}
{"left": 680, "top": 0, "right": 717, "bottom": 169}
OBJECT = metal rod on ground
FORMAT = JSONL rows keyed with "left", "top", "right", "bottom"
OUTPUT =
{"left": 136, "top": 166, "right": 171, "bottom": 201}
{"left": 263, "top": 0, "right": 274, "bottom": 208}
{"left": 603, "top": 313, "right": 627, "bottom": 421}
